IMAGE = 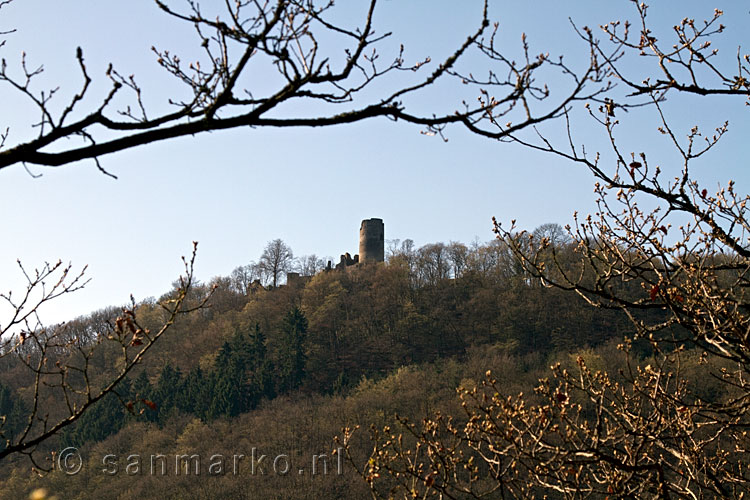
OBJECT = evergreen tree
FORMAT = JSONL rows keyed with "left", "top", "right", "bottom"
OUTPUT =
{"left": 276, "top": 307, "right": 308, "bottom": 393}
{"left": 229, "top": 324, "right": 254, "bottom": 366}
{"left": 208, "top": 340, "right": 247, "bottom": 419}
{"left": 131, "top": 370, "right": 158, "bottom": 422}
{"left": 209, "top": 356, "right": 246, "bottom": 419}
{"left": 179, "top": 366, "right": 212, "bottom": 420}
{"left": 205, "top": 322, "right": 277, "bottom": 419}
{"left": 249, "top": 323, "right": 275, "bottom": 401}
{"left": 0, "top": 383, "right": 27, "bottom": 449}
{"left": 60, "top": 379, "right": 130, "bottom": 448}
{"left": 153, "top": 362, "right": 183, "bottom": 424}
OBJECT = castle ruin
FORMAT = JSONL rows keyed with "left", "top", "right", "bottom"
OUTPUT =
{"left": 334, "top": 218, "right": 384, "bottom": 269}
{"left": 359, "top": 218, "right": 385, "bottom": 263}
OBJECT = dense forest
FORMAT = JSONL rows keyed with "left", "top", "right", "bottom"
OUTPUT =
{"left": 0, "top": 227, "right": 664, "bottom": 498}
{"left": 1, "top": 0, "right": 746, "bottom": 496}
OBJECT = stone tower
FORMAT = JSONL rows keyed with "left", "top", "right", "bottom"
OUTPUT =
{"left": 359, "top": 218, "right": 384, "bottom": 263}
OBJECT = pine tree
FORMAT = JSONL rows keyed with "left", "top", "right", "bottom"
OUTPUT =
{"left": 0, "top": 383, "right": 27, "bottom": 449}
{"left": 131, "top": 370, "right": 157, "bottom": 422}
{"left": 208, "top": 340, "right": 246, "bottom": 419}
{"left": 179, "top": 366, "right": 212, "bottom": 420}
{"left": 276, "top": 307, "right": 308, "bottom": 393}
{"left": 248, "top": 322, "right": 275, "bottom": 402}
{"left": 153, "top": 362, "right": 183, "bottom": 424}
{"left": 60, "top": 379, "right": 130, "bottom": 448}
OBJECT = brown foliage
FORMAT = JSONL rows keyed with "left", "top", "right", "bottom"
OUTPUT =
{"left": 354, "top": 2, "right": 750, "bottom": 498}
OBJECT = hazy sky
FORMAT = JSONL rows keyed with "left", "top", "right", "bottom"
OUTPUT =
{"left": 1, "top": 0, "right": 748, "bottom": 325}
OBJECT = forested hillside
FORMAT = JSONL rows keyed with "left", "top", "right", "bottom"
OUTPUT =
{"left": 1, "top": 0, "right": 747, "bottom": 497}
{"left": 0, "top": 230, "right": 646, "bottom": 498}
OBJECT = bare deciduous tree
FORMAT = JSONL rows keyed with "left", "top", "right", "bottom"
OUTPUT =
{"left": 1, "top": 0, "right": 744, "bottom": 476}
{"left": 344, "top": 2, "right": 750, "bottom": 498}
{"left": 297, "top": 254, "right": 326, "bottom": 277}
{"left": 229, "top": 263, "right": 262, "bottom": 295}
{"left": 0, "top": 244, "right": 209, "bottom": 469}
{"left": 259, "top": 238, "right": 294, "bottom": 288}
{"left": 0, "top": 0, "right": 615, "bottom": 176}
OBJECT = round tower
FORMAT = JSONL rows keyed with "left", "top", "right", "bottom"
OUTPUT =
{"left": 359, "top": 218, "right": 384, "bottom": 263}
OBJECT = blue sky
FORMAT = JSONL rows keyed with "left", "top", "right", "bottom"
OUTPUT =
{"left": 1, "top": 1, "right": 748, "bottom": 325}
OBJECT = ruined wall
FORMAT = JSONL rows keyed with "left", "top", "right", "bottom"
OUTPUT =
{"left": 359, "top": 218, "right": 384, "bottom": 263}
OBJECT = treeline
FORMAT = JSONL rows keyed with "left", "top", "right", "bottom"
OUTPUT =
{"left": 52, "top": 226, "right": 637, "bottom": 450}
{"left": 0, "top": 227, "right": 639, "bottom": 474}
